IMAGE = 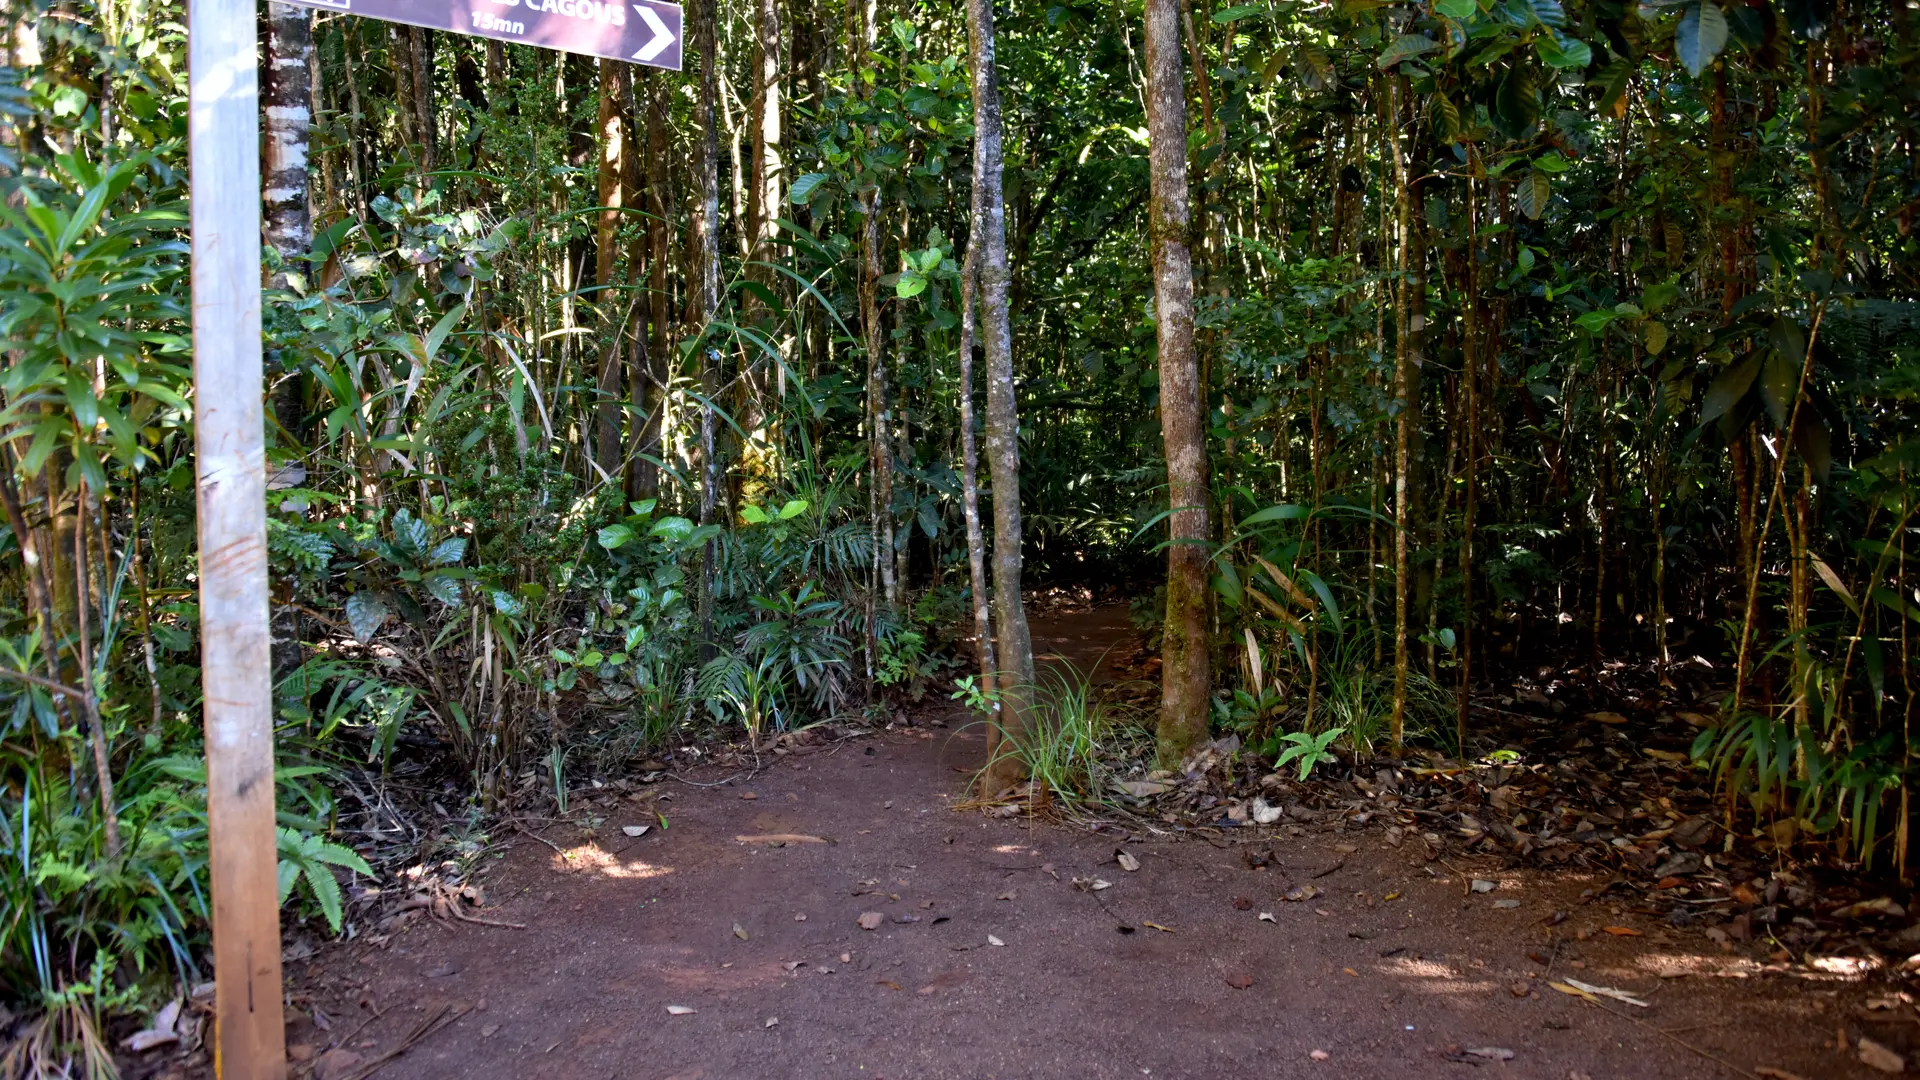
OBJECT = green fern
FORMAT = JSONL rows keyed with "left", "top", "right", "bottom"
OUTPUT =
{"left": 276, "top": 828, "right": 372, "bottom": 934}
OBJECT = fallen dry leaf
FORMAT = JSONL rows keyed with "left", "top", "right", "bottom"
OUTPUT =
{"left": 1464, "top": 1047, "right": 1515, "bottom": 1061}
{"left": 987, "top": 934, "right": 1005, "bottom": 947}
{"left": 1224, "top": 973, "right": 1254, "bottom": 989}
{"left": 1342, "top": 967, "right": 1359, "bottom": 977}
{"left": 1860, "top": 1036, "right": 1909, "bottom": 1074}
{"left": 481, "top": 1023, "right": 500, "bottom": 1037}
{"left": 1142, "top": 921, "right": 1175, "bottom": 934}
{"left": 621, "top": 824, "right": 650, "bottom": 837}
{"left": 1117, "top": 850, "right": 1141, "bottom": 872}
{"left": 1588, "top": 710, "right": 1630, "bottom": 725}
{"left": 665, "top": 1005, "right": 695, "bottom": 1016}
{"left": 876, "top": 980, "right": 902, "bottom": 991}
{"left": 735, "top": 833, "right": 832, "bottom": 845}
{"left": 1258, "top": 912, "right": 1276, "bottom": 922}
{"left": 1601, "top": 926, "right": 1643, "bottom": 936}
{"left": 1309, "top": 1049, "right": 1330, "bottom": 1061}
{"left": 856, "top": 912, "right": 884, "bottom": 931}
{"left": 997, "top": 890, "right": 1017, "bottom": 901}
{"left": 732, "top": 922, "right": 749, "bottom": 941}
{"left": 1754, "top": 1069, "right": 1809, "bottom": 1080}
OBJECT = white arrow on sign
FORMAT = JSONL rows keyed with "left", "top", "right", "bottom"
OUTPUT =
{"left": 633, "top": 6, "right": 674, "bottom": 63}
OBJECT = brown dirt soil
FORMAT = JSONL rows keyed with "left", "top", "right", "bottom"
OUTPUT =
{"left": 257, "top": 606, "right": 1900, "bottom": 1079}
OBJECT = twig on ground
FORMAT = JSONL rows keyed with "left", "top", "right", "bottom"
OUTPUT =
{"left": 508, "top": 818, "right": 566, "bottom": 856}
{"left": 337, "top": 1002, "right": 468, "bottom": 1080}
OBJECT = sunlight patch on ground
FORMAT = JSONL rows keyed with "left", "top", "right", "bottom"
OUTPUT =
{"left": 553, "top": 843, "right": 673, "bottom": 880}
{"left": 1805, "top": 955, "right": 1880, "bottom": 980}
{"left": 1378, "top": 957, "right": 1499, "bottom": 995}
{"left": 1630, "top": 952, "right": 1765, "bottom": 979}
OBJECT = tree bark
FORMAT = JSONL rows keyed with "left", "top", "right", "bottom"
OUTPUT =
{"left": 263, "top": 2, "right": 314, "bottom": 445}
{"left": 692, "top": 0, "right": 723, "bottom": 652}
{"left": 965, "top": 0, "right": 1034, "bottom": 793}
{"left": 1388, "top": 75, "right": 1425, "bottom": 751}
{"left": 632, "top": 71, "right": 671, "bottom": 498}
{"left": 1143, "top": 0, "right": 1210, "bottom": 768}
{"left": 595, "top": 59, "right": 630, "bottom": 479}
{"left": 262, "top": 3, "right": 313, "bottom": 277}
{"left": 957, "top": 239, "right": 996, "bottom": 718}
{"left": 747, "top": 0, "right": 783, "bottom": 267}
{"left": 408, "top": 27, "right": 436, "bottom": 171}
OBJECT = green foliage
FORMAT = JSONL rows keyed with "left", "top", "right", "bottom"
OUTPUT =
{"left": 1275, "top": 727, "right": 1347, "bottom": 780}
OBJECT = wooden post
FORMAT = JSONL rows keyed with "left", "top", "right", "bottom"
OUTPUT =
{"left": 189, "top": 0, "right": 288, "bottom": 1073}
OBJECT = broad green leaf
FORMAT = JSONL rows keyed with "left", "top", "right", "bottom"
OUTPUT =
{"left": 1644, "top": 321, "right": 1670, "bottom": 354}
{"left": 598, "top": 523, "right": 636, "bottom": 550}
{"left": 1295, "top": 45, "right": 1336, "bottom": 90}
{"left": 345, "top": 591, "right": 391, "bottom": 643}
{"left": 788, "top": 172, "right": 829, "bottom": 204}
{"left": 1676, "top": 0, "right": 1728, "bottom": 77}
{"left": 1212, "top": 3, "right": 1265, "bottom": 22}
{"left": 1514, "top": 170, "right": 1551, "bottom": 219}
{"left": 1377, "top": 34, "right": 1441, "bottom": 69}
{"left": 1436, "top": 0, "right": 1477, "bottom": 18}
{"left": 1700, "top": 351, "right": 1762, "bottom": 424}
{"left": 429, "top": 536, "right": 467, "bottom": 565}
{"left": 778, "top": 499, "right": 809, "bottom": 519}
{"left": 1575, "top": 309, "right": 1616, "bottom": 334}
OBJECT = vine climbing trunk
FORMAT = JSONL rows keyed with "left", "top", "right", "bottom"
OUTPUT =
{"left": 1143, "top": 0, "right": 1211, "bottom": 768}
{"left": 965, "top": 0, "right": 1035, "bottom": 794}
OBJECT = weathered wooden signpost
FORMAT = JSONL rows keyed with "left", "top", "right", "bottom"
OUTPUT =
{"left": 186, "top": 2, "right": 679, "bottom": 1075}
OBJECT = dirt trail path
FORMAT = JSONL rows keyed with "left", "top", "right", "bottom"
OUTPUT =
{"left": 280, "top": 606, "right": 1881, "bottom": 1080}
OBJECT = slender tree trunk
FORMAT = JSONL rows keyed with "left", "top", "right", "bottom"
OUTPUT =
{"left": 1456, "top": 174, "right": 1480, "bottom": 756}
{"left": 409, "top": 27, "right": 436, "bottom": 171}
{"left": 1388, "top": 74, "right": 1425, "bottom": 751}
{"left": 958, "top": 237, "right": 997, "bottom": 720}
{"left": 748, "top": 0, "right": 782, "bottom": 267}
{"left": 693, "top": 0, "right": 723, "bottom": 654}
{"left": 595, "top": 60, "right": 630, "bottom": 479}
{"left": 633, "top": 72, "right": 672, "bottom": 498}
{"left": 262, "top": 3, "right": 313, "bottom": 276}
{"left": 965, "top": 0, "right": 1036, "bottom": 792}
{"left": 1143, "top": 0, "right": 1211, "bottom": 767}
{"left": 263, "top": 2, "right": 314, "bottom": 444}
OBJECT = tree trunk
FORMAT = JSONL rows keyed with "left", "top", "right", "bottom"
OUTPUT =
{"left": 966, "top": 0, "right": 1036, "bottom": 793}
{"left": 595, "top": 59, "right": 630, "bottom": 480}
{"left": 1143, "top": 0, "right": 1210, "bottom": 768}
{"left": 748, "top": 0, "right": 782, "bottom": 267}
{"left": 958, "top": 233, "right": 997, "bottom": 720}
{"left": 1388, "top": 74, "right": 1425, "bottom": 751}
{"left": 263, "top": 2, "right": 314, "bottom": 445}
{"left": 408, "top": 27, "right": 436, "bottom": 171}
{"left": 632, "top": 71, "right": 671, "bottom": 498}
{"left": 262, "top": 3, "right": 312, "bottom": 277}
{"left": 692, "top": 0, "right": 723, "bottom": 653}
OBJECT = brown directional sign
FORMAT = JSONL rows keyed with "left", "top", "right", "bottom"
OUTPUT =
{"left": 280, "top": 0, "right": 682, "bottom": 70}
